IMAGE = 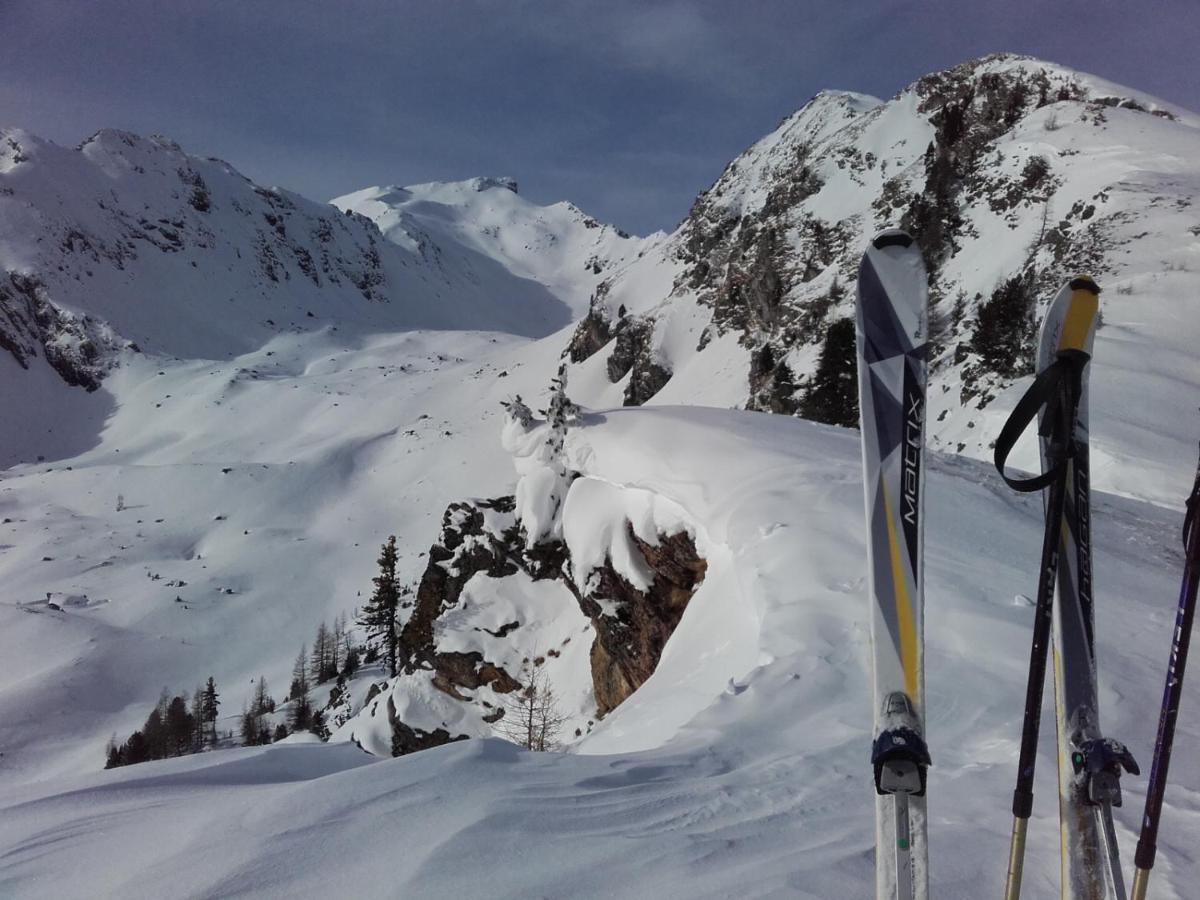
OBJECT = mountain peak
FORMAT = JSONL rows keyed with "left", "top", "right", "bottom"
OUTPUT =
{"left": 468, "top": 175, "right": 518, "bottom": 194}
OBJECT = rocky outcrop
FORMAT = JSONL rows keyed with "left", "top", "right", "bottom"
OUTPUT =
{"left": 574, "top": 528, "right": 707, "bottom": 715}
{"left": 383, "top": 488, "right": 708, "bottom": 752}
{"left": 0, "top": 273, "right": 130, "bottom": 390}
{"left": 388, "top": 695, "right": 470, "bottom": 756}
{"left": 565, "top": 295, "right": 613, "bottom": 364}
{"left": 604, "top": 316, "right": 671, "bottom": 406}
{"left": 746, "top": 344, "right": 800, "bottom": 415}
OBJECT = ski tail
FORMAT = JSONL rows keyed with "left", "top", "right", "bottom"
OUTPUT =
{"left": 856, "top": 229, "right": 930, "bottom": 899}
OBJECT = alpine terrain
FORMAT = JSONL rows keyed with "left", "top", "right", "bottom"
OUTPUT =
{"left": 1, "top": 54, "right": 1198, "bottom": 898}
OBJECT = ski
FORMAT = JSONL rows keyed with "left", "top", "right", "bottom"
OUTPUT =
{"left": 1041, "top": 277, "right": 1137, "bottom": 900}
{"left": 856, "top": 229, "right": 931, "bottom": 900}
{"left": 1130, "top": 439, "right": 1200, "bottom": 900}
{"left": 995, "top": 277, "right": 1137, "bottom": 899}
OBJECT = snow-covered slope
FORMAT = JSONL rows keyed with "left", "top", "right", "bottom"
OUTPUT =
{"left": 2, "top": 407, "right": 1197, "bottom": 898}
{"left": 0, "top": 129, "right": 577, "bottom": 466}
{"left": 563, "top": 54, "right": 1200, "bottom": 507}
{"left": 333, "top": 176, "right": 657, "bottom": 317}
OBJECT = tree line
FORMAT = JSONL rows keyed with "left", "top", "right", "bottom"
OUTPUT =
{"left": 105, "top": 677, "right": 221, "bottom": 768}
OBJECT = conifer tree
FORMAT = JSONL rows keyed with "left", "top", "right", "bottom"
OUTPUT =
{"left": 201, "top": 676, "right": 220, "bottom": 747}
{"left": 105, "top": 735, "right": 122, "bottom": 769}
{"left": 359, "top": 536, "right": 401, "bottom": 677}
{"left": 165, "top": 695, "right": 194, "bottom": 757}
{"left": 311, "top": 622, "right": 338, "bottom": 683}
{"left": 289, "top": 646, "right": 313, "bottom": 731}
{"left": 252, "top": 676, "right": 274, "bottom": 716}
{"left": 240, "top": 700, "right": 260, "bottom": 746}
{"left": 190, "top": 687, "right": 205, "bottom": 752}
{"left": 333, "top": 612, "right": 348, "bottom": 674}
{"left": 798, "top": 317, "right": 858, "bottom": 427}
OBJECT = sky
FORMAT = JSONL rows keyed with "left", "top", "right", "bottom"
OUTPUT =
{"left": 2, "top": 1, "right": 1198, "bottom": 235}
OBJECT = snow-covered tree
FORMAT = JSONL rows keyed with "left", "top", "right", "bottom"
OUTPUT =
{"left": 542, "top": 363, "right": 580, "bottom": 460}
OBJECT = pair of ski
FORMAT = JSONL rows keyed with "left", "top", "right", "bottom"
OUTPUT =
{"left": 988, "top": 277, "right": 1199, "bottom": 900}
{"left": 854, "top": 231, "right": 1190, "bottom": 899}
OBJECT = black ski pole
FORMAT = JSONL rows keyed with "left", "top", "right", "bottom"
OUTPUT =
{"left": 1130, "top": 439, "right": 1200, "bottom": 900}
{"left": 993, "top": 349, "right": 1089, "bottom": 900}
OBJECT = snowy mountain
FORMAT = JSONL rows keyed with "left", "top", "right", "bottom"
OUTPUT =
{"left": 562, "top": 54, "right": 1200, "bottom": 507}
{"left": 333, "top": 176, "right": 656, "bottom": 318}
{"left": 2, "top": 53, "right": 1199, "bottom": 898}
{"left": 0, "top": 129, "right": 587, "bottom": 466}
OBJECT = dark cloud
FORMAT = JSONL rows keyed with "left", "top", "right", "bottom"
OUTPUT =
{"left": 1, "top": 0, "right": 1196, "bottom": 234}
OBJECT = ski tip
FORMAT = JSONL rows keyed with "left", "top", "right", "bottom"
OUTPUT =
{"left": 1069, "top": 275, "right": 1101, "bottom": 295}
{"left": 871, "top": 229, "right": 914, "bottom": 251}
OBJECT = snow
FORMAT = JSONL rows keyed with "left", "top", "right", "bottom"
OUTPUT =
{"left": 2, "top": 407, "right": 1197, "bottom": 898}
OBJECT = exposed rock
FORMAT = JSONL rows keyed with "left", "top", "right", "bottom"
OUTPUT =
{"left": 746, "top": 344, "right": 799, "bottom": 415}
{"left": 604, "top": 316, "right": 672, "bottom": 406}
{"left": 565, "top": 295, "right": 612, "bottom": 363}
{"left": 572, "top": 527, "right": 707, "bottom": 715}
{"left": 383, "top": 486, "right": 708, "bottom": 749}
{"left": 388, "top": 695, "right": 469, "bottom": 756}
{"left": 0, "top": 273, "right": 130, "bottom": 389}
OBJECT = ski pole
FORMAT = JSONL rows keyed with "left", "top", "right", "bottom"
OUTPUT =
{"left": 1130, "top": 440, "right": 1200, "bottom": 900}
{"left": 994, "top": 349, "right": 1089, "bottom": 900}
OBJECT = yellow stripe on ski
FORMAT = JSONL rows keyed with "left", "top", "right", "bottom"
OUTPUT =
{"left": 883, "top": 484, "right": 920, "bottom": 704}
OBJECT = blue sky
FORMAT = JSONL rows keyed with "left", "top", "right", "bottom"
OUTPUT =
{"left": 3, "top": 1, "right": 1197, "bottom": 234}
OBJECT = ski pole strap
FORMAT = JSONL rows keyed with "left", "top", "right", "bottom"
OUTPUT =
{"left": 994, "top": 349, "right": 1090, "bottom": 493}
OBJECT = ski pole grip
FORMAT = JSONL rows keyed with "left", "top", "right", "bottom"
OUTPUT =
{"left": 1134, "top": 836, "right": 1156, "bottom": 871}
{"left": 1012, "top": 787, "right": 1033, "bottom": 819}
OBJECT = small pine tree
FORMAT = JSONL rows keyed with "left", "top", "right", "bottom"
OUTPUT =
{"left": 288, "top": 646, "right": 313, "bottom": 731}
{"left": 123, "top": 730, "right": 150, "bottom": 765}
{"left": 289, "top": 646, "right": 309, "bottom": 700}
{"left": 273, "top": 723, "right": 289, "bottom": 742}
{"left": 190, "top": 687, "right": 205, "bottom": 752}
{"left": 332, "top": 612, "right": 347, "bottom": 675}
{"left": 104, "top": 735, "right": 123, "bottom": 769}
{"left": 143, "top": 699, "right": 168, "bottom": 760}
{"left": 201, "top": 677, "right": 220, "bottom": 747}
{"left": 969, "top": 271, "right": 1037, "bottom": 378}
{"left": 359, "top": 537, "right": 401, "bottom": 677}
{"left": 798, "top": 317, "right": 858, "bottom": 427}
{"left": 311, "top": 622, "right": 338, "bottom": 684}
{"left": 251, "top": 676, "right": 274, "bottom": 717}
{"left": 240, "top": 700, "right": 260, "bottom": 746}
{"left": 165, "top": 695, "right": 194, "bottom": 757}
